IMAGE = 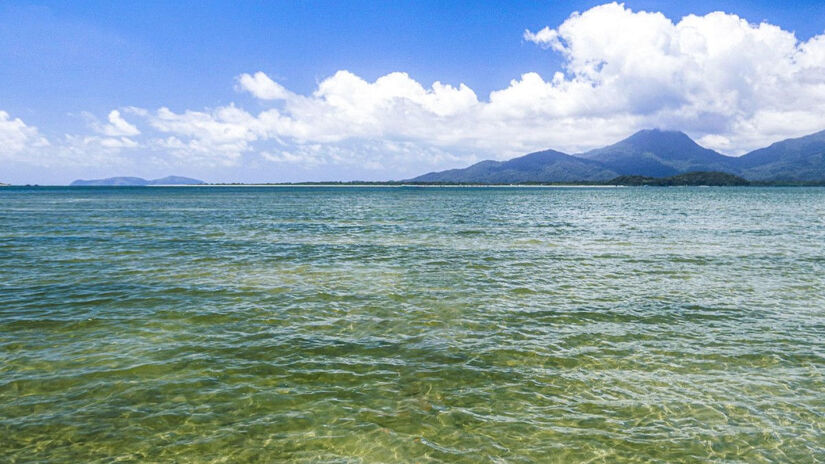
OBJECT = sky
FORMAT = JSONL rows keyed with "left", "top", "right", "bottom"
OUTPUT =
{"left": 2, "top": 1, "right": 825, "bottom": 184}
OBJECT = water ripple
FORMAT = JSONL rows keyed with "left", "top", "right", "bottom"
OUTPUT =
{"left": 1, "top": 186, "right": 824, "bottom": 462}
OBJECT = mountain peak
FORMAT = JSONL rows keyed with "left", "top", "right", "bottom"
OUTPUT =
{"left": 577, "top": 129, "right": 734, "bottom": 177}
{"left": 624, "top": 128, "right": 695, "bottom": 146}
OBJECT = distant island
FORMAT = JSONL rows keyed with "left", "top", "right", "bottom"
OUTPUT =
{"left": 409, "top": 128, "right": 825, "bottom": 184}
{"left": 70, "top": 176, "right": 205, "bottom": 186}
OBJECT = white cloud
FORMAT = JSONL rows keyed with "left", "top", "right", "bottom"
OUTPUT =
{"left": 523, "top": 27, "right": 561, "bottom": 50}
{"left": 146, "top": 105, "right": 266, "bottom": 164}
{"left": 522, "top": 2, "right": 825, "bottom": 152}
{"left": 0, "top": 110, "right": 142, "bottom": 169}
{"left": 144, "top": 71, "right": 483, "bottom": 166}
{"left": 697, "top": 134, "right": 731, "bottom": 150}
{"left": 149, "top": 3, "right": 825, "bottom": 168}
{"left": 93, "top": 110, "right": 140, "bottom": 137}
{"left": 22, "top": 2, "right": 825, "bottom": 178}
{"left": 0, "top": 111, "right": 49, "bottom": 161}
{"left": 259, "top": 140, "right": 466, "bottom": 172}
{"left": 236, "top": 72, "right": 291, "bottom": 100}
{"left": 90, "top": 136, "right": 138, "bottom": 149}
{"left": 54, "top": 135, "right": 136, "bottom": 164}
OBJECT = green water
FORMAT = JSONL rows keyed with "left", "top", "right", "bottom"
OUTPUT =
{"left": 1, "top": 186, "right": 823, "bottom": 463}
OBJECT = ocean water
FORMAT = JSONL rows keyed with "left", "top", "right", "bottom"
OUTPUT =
{"left": 1, "top": 186, "right": 823, "bottom": 463}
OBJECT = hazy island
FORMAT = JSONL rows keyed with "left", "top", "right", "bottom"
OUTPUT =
{"left": 70, "top": 176, "right": 205, "bottom": 186}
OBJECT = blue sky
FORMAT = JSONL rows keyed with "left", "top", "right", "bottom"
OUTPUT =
{"left": 2, "top": 1, "right": 825, "bottom": 184}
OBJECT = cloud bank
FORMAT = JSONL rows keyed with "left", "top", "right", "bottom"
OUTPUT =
{"left": 522, "top": 3, "right": 825, "bottom": 151}
{"left": 7, "top": 2, "right": 825, "bottom": 179}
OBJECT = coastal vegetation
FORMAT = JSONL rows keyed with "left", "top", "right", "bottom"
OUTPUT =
{"left": 606, "top": 172, "right": 751, "bottom": 186}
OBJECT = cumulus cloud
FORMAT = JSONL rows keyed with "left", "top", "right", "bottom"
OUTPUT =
{"left": 523, "top": 27, "right": 561, "bottom": 50}
{"left": 1, "top": 109, "right": 145, "bottom": 170}
{"left": 0, "top": 111, "right": 48, "bottom": 161}
{"left": 236, "top": 71, "right": 291, "bottom": 100}
{"left": 94, "top": 110, "right": 140, "bottom": 137}
{"left": 140, "top": 3, "right": 825, "bottom": 169}
{"left": 73, "top": 109, "right": 142, "bottom": 154}
{"left": 521, "top": 2, "right": 825, "bottom": 152}
{"left": 141, "top": 71, "right": 483, "bottom": 166}
{"left": 25, "top": 2, "right": 825, "bottom": 177}
{"left": 146, "top": 106, "right": 266, "bottom": 164}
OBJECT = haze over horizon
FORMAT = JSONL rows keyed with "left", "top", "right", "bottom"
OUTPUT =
{"left": 3, "top": 1, "right": 825, "bottom": 184}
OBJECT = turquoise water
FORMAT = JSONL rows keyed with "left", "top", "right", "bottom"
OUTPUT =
{"left": 1, "top": 186, "right": 823, "bottom": 463}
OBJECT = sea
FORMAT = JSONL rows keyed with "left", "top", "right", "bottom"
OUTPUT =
{"left": 1, "top": 186, "right": 823, "bottom": 462}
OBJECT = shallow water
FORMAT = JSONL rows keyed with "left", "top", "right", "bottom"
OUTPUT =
{"left": 1, "top": 186, "right": 823, "bottom": 463}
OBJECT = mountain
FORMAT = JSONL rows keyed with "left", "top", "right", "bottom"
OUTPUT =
{"left": 410, "top": 149, "right": 618, "bottom": 183}
{"left": 70, "top": 176, "right": 204, "bottom": 186}
{"left": 736, "top": 130, "right": 825, "bottom": 181}
{"left": 577, "top": 129, "right": 739, "bottom": 177}
{"left": 409, "top": 128, "right": 825, "bottom": 184}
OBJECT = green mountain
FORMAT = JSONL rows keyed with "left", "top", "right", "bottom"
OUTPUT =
{"left": 577, "top": 129, "right": 738, "bottom": 177}
{"left": 70, "top": 176, "right": 204, "bottom": 186}
{"left": 409, "top": 129, "right": 825, "bottom": 184}
{"left": 737, "top": 130, "right": 825, "bottom": 181}
{"left": 411, "top": 149, "right": 618, "bottom": 183}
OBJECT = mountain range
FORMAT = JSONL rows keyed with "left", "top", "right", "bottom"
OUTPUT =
{"left": 70, "top": 176, "right": 205, "bottom": 186}
{"left": 410, "top": 129, "right": 825, "bottom": 183}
